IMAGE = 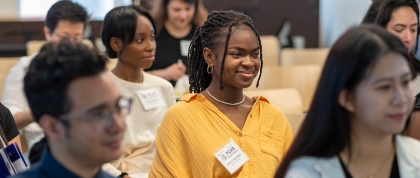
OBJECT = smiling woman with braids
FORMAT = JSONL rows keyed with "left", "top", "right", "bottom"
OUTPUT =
{"left": 148, "top": 10, "right": 293, "bottom": 177}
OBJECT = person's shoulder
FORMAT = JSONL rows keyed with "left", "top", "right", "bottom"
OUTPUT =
{"left": 395, "top": 135, "right": 420, "bottom": 177}
{"left": 397, "top": 135, "right": 420, "bottom": 149}
{"left": 0, "top": 102, "right": 12, "bottom": 121}
{"left": 254, "top": 96, "right": 286, "bottom": 116}
{"left": 156, "top": 26, "right": 174, "bottom": 40}
{"left": 6, "top": 53, "right": 37, "bottom": 79}
{"left": 286, "top": 156, "right": 320, "bottom": 177}
{"left": 290, "top": 155, "right": 319, "bottom": 166}
{"left": 177, "top": 93, "right": 202, "bottom": 104}
{"left": 6, "top": 54, "right": 36, "bottom": 77}
{"left": 143, "top": 72, "right": 173, "bottom": 87}
{"left": 0, "top": 102, "right": 9, "bottom": 113}
{"left": 159, "top": 94, "right": 202, "bottom": 131}
{"left": 18, "top": 53, "right": 38, "bottom": 67}
{"left": 9, "top": 172, "right": 36, "bottom": 178}
{"left": 286, "top": 156, "right": 342, "bottom": 178}
{"left": 98, "top": 171, "right": 116, "bottom": 178}
{"left": 255, "top": 96, "right": 275, "bottom": 107}
{"left": 167, "top": 93, "right": 196, "bottom": 109}
{"left": 396, "top": 135, "right": 420, "bottom": 160}
{"left": 10, "top": 164, "right": 43, "bottom": 178}
{"left": 165, "top": 93, "right": 200, "bottom": 116}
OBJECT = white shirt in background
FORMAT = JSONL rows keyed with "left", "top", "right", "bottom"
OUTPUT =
{"left": 1, "top": 53, "right": 44, "bottom": 154}
{"left": 103, "top": 71, "right": 175, "bottom": 177}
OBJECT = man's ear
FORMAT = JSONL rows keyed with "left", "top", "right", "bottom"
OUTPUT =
{"left": 38, "top": 114, "right": 64, "bottom": 141}
{"left": 110, "top": 37, "right": 123, "bottom": 53}
{"left": 43, "top": 26, "right": 52, "bottom": 41}
{"left": 203, "top": 47, "right": 215, "bottom": 67}
{"left": 338, "top": 88, "right": 355, "bottom": 113}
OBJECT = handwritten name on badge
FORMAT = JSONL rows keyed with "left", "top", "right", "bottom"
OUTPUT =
{"left": 136, "top": 88, "right": 166, "bottom": 111}
{"left": 214, "top": 138, "right": 249, "bottom": 174}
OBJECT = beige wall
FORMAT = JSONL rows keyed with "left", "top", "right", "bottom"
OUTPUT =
{"left": 0, "top": 0, "right": 18, "bottom": 19}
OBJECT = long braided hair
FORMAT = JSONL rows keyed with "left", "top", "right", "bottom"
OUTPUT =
{"left": 188, "top": 10, "right": 263, "bottom": 93}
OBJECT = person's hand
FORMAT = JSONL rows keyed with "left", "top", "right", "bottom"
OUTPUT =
{"left": 163, "top": 63, "right": 186, "bottom": 81}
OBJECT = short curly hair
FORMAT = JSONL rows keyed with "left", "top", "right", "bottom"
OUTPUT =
{"left": 24, "top": 40, "right": 108, "bottom": 122}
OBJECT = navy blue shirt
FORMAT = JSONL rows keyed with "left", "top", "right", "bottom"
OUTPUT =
{"left": 10, "top": 149, "right": 114, "bottom": 178}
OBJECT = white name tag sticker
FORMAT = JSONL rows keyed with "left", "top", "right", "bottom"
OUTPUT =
{"left": 180, "top": 40, "right": 191, "bottom": 57}
{"left": 214, "top": 138, "right": 249, "bottom": 174}
{"left": 136, "top": 88, "right": 166, "bottom": 111}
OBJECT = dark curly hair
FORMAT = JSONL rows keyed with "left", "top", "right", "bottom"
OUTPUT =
{"left": 188, "top": 10, "right": 263, "bottom": 93}
{"left": 24, "top": 40, "right": 108, "bottom": 122}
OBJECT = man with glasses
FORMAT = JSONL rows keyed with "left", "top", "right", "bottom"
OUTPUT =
{"left": 12, "top": 40, "right": 129, "bottom": 177}
{"left": 1, "top": 1, "right": 89, "bottom": 160}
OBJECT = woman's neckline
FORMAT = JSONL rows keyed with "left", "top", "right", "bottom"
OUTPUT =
{"left": 110, "top": 70, "right": 145, "bottom": 84}
{"left": 164, "top": 21, "right": 193, "bottom": 39}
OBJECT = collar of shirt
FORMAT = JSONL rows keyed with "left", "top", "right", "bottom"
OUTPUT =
{"left": 38, "top": 149, "right": 112, "bottom": 178}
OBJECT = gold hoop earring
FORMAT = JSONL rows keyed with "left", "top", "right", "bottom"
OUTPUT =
{"left": 207, "top": 65, "right": 213, "bottom": 74}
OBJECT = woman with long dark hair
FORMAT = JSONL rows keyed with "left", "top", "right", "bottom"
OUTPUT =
{"left": 362, "top": 0, "right": 420, "bottom": 140}
{"left": 275, "top": 25, "right": 420, "bottom": 178}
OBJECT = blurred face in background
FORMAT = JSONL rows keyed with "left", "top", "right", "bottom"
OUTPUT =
{"left": 386, "top": 7, "right": 418, "bottom": 52}
{"left": 166, "top": 0, "right": 195, "bottom": 29}
{"left": 44, "top": 20, "right": 84, "bottom": 43}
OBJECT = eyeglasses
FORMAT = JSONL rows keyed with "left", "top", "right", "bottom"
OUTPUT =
{"left": 52, "top": 32, "right": 83, "bottom": 43}
{"left": 58, "top": 97, "right": 132, "bottom": 133}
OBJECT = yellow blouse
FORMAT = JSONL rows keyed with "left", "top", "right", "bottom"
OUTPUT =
{"left": 149, "top": 93, "right": 293, "bottom": 177}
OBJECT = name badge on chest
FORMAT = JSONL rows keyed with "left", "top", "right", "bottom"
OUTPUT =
{"left": 136, "top": 88, "right": 166, "bottom": 111}
{"left": 180, "top": 40, "right": 191, "bottom": 57}
{"left": 214, "top": 138, "right": 249, "bottom": 174}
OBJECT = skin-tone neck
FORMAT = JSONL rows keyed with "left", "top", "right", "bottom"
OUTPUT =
{"left": 339, "top": 120, "right": 395, "bottom": 176}
{"left": 204, "top": 78, "right": 246, "bottom": 104}
{"left": 112, "top": 61, "right": 143, "bottom": 83}
{"left": 49, "top": 142, "right": 100, "bottom": 177}
{"left": 340, "top": 132, "right": 394, "bottom": 163}
{"left": 203, "top": 76, "right": 255, "bottom": 130}
{"left": 164, "top": 20, "right": 193, "bottom": 39}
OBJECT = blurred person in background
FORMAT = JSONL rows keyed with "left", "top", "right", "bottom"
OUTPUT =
{"left": 101, "top": 5, "right": 175, "bottom": 177}
{"left": 1, "top": 0, "right": 89, "bottom": 162}
{"left": 146, "top": 0, "right": 208, "bottom": 90}
{"left": 362, "top": 0, "right": 420, "bottom": 141}
{"left": 276, "top": 25, "right": 420, "bottom": 178}
{"left": 13, "top": 41, "right": 128, "bottom": 178}
{"left": 0, "top": 102, "right": 20, "bottom": 150}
